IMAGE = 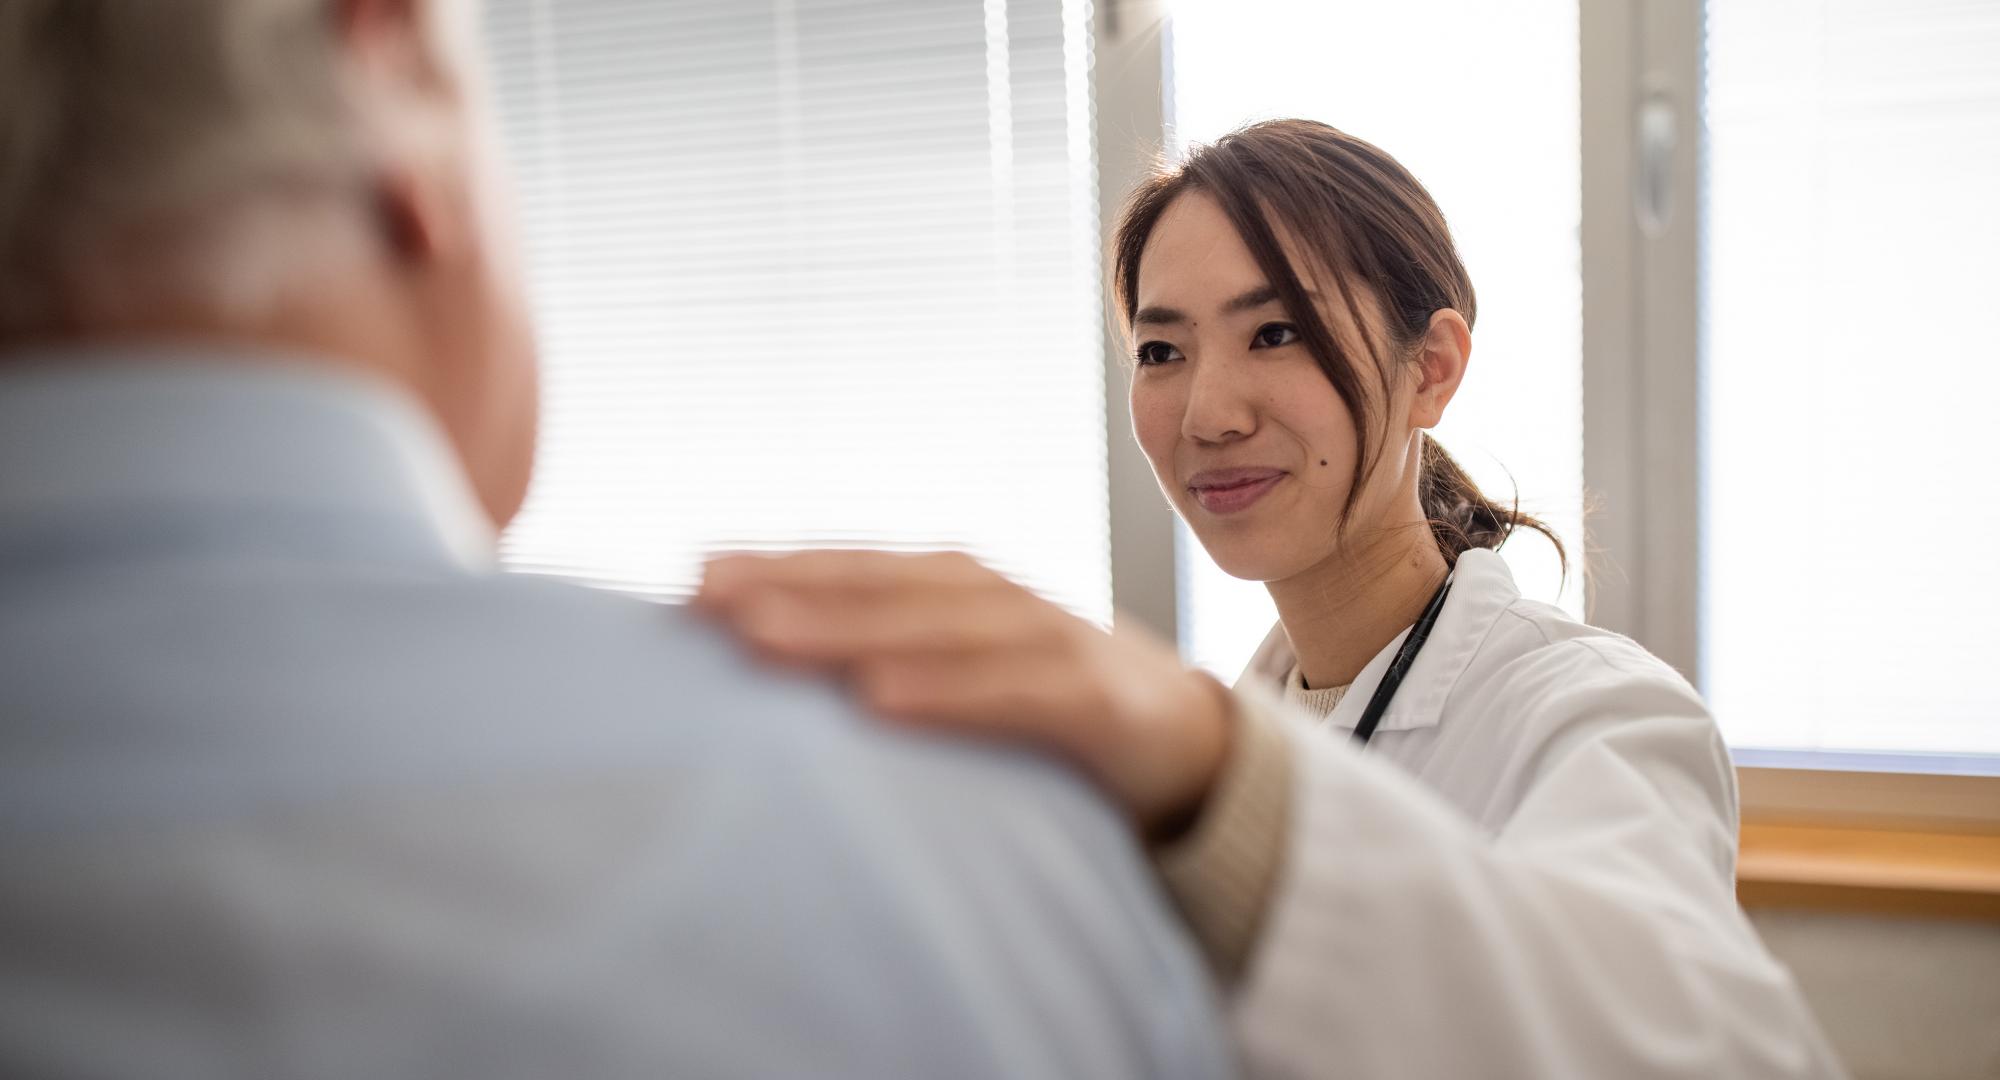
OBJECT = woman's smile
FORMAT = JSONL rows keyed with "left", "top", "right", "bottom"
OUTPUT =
{"left": 1187, "top": 466, "right": 1287, "bottom": 514}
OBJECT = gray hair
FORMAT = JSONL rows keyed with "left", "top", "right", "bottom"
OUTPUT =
{"left": 0, "top": 0, "right": 472, "bottom": 335}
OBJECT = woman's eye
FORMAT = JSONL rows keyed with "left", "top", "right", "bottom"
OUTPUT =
{"left": 1134, "top": 341, "right": 1183, "bottom": 366}
{"left": 1251, "top": 322, "right": 1300, "bottom": 349}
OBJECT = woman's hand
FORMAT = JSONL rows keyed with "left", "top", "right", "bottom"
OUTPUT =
{"left": 694, "top": 550, "right": 1234, "bottom": 836}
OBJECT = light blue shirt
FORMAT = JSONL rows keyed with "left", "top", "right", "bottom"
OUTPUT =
{"left": 0, "top": 351, "right": 1233, "bottom": 1079}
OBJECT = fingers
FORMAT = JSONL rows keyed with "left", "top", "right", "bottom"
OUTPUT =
{"left": 721, "top": 582, "right": 1056, "bottom": 667}
{"left": 853, "top": 651, "right": 1097, "bottom": 755}
{"left": 696, "top": 549, "right": 991, "bottom": 610}
{"left": 695, "top": 548, "right": 1077, "bottom": 673}
{"left": 695, "top": 554, "right": 1101, "bottom": 757}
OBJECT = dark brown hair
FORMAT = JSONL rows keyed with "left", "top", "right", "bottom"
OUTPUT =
{"left": 1113, "top": 118, "right": 1563, "bottom": 571}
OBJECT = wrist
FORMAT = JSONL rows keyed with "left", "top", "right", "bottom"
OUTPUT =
{"left": 1142, "top": 671, "right": 1236, "bottom": 842}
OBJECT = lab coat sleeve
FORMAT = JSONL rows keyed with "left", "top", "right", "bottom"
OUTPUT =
{"left": 1231, "top": 641, "right": 1847, "bottom": 1079}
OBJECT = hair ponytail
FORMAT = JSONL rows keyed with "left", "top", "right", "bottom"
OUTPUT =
{"left": 1418, "top": 434, "right": 1566, "bottom": 573}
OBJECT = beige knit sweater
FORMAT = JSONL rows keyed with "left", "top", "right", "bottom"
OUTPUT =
{"left": 1154, "top": 655, "right": 1345, "bottom": 979}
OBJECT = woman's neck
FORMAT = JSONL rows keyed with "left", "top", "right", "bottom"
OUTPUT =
{"left": 1267, "top": 525, "right": 1451, "bottom": 690}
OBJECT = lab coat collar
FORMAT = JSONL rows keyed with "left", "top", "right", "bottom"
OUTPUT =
{"left": 1237, "top": 547, "right": 1520, "bottom": 734}
{"left": 0, "top": 345, "right": 497, "bottom": 572}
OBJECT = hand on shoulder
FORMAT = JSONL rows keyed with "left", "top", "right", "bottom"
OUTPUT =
{"left": 695, "top": 549, "right": 1234, "bottom": 836}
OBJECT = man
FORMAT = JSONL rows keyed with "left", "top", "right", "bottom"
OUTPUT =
{"left": 0, "top": 2, "right": 1232, "bottom": 1076}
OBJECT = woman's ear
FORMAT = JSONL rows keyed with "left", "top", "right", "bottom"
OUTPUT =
{"left": 1409, "top": 308, "right": 1471, "bottom": 429}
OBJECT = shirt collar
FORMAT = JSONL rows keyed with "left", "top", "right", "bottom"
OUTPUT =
{"left": 0, "top": 345, "right": 496, "bottom": 571}
{"left": 1237, "top": 547, "right": 1521, "bottom": 734}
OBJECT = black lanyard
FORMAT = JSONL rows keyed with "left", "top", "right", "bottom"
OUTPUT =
{"left": 1351, "top": 573, "right": 1455, "bottom": 748}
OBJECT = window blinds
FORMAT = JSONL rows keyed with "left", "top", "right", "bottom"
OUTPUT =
{"left": 482, "top": 0, "right": 1112, "bottom": 623}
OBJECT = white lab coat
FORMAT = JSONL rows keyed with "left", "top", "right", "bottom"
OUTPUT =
{"left": 1228, "top": 548, "right": 1845, "bottom": 1078}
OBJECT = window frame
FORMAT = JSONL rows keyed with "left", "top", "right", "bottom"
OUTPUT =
{"left": 1094, "top": 0, "right": 1182, "bottom": 643}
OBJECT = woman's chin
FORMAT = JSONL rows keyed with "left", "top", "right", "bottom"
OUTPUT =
{"left": 1193, "top": 539, "right": 1313, "bottom": 585}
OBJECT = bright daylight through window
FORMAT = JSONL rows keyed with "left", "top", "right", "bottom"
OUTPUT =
{"left": 1703, "top": 0, "right": 2000, "bottom": 760}
{"left": 486, "top": 0, "right": 1113, "bottom": 622}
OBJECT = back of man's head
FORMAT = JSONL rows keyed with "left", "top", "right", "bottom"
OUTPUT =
{"left": 0, "top": 0, "right": 539, "bottom": 527}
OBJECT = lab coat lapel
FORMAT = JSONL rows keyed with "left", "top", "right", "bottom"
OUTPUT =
{"left": 1237, "top": 548, "right": 1521, "bottom": 735}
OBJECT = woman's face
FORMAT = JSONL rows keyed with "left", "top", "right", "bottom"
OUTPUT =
{"left": 1128, "top": 190, "right": 1410, "bottom": 583}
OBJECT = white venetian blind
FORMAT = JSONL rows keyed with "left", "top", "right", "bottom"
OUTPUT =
{"left": 482, "top": 0, "right": 1112, "bottom": 622}
{"left": 1165, "top": 0, "right": 1584, "bottom": 679}
{"left": 1703, "top": 0, "right": 2000, "bottom": 758}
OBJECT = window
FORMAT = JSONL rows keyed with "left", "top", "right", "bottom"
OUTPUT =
{"left": 1702, "top": 0, "right": 2000, "bottom": 760}
{"left": 1163, "top": 0, "right": 1584, "bottom": 678}
{"left": 483, "top": 0, "right": 1113, "bottom": 621}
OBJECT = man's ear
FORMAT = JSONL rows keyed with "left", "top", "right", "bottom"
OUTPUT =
{"left": 338, "top": 0, "right": 463, "bottom": 267}
{"left": 1409, "top": 308, "right": 1471, "bottom": 430}
{"left": 371, "top": 171, "right": 444, "bottom": 266}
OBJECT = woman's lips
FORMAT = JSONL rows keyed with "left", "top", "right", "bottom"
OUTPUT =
{"left": 1188, "top": 468, "right": 1287, "bottom": 515}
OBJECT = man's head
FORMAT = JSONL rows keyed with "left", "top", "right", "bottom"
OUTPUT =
{"left": 0, "top": 0, "right": 537, "bottom": 527}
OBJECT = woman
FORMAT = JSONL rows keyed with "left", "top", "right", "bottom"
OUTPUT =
{"left": 696, "top": 120, "right": 1842, "bottom": 1077}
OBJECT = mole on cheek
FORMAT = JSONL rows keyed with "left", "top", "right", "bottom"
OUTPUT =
{"left": 1319, "top": 459, "right": 1328, "bottom": 466}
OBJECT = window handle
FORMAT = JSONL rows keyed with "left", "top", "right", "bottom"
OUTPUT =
{"left": 1636, "top": 90, "right": 1677, "bottom": 236}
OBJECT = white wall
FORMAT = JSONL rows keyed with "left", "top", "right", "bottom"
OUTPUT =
{"left": 1750, "top": 911, "right": 2000, "bottom": 1080}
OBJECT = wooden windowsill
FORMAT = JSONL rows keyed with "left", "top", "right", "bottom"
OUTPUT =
{"left": 1737, "top": 766, "right": 2000, "bottom": 828}
{"left": 1737, "top": 822, "right": 2000, "bottom": 921}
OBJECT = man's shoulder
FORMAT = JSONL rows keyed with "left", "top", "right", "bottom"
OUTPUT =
{"left": 413, "top": 569, "right": 821, "bottom": 709}
{"left": 455, "top": 574, "right": 1142, "bottom": 838}
{"left": 1, "top": 562, "right": 1038, "bottom": 827}
{"left": 0, "top": 569, "right": 1233, "bottom": 1079}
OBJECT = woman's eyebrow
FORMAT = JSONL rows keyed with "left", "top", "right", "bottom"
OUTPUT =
{"left": 1134, "top": 284, "right": 1310, "bottom": 327}
{"left": 1222, "top": 285, "right": 1282, "bottom": 313}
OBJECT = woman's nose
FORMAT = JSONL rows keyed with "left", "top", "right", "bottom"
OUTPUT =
{"left": 1180, "top": 357, "right": 1257, "bottom": 445}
